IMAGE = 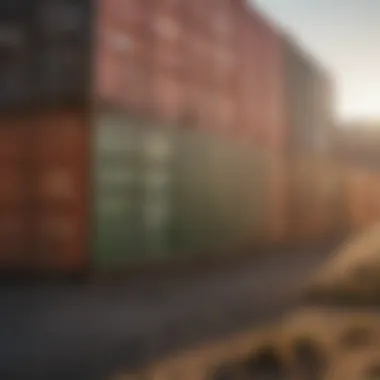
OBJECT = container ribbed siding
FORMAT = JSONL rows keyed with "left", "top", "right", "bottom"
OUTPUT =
{"left": 94, "top": 0, "right": 285, "bottom": 146}
{"left": 0, "top": 0, "right": 340, "bottom": 275}
{"left": 343, "top": 166, "right": 380, "bottom": 232}
{"left": 0, "top": 0, "right": 92, "bottom": 111}
{"left": 93, "top": 112, "right": 269, "bottom": 267}
{"left": 282, "top": 35, "right": 337, "bottom": 244}
{"left": 282, "top": 36, "right": 333, "bottom": 156}
{"left": 286, "top": 157, "right": 338, "bottom": 244}
{"left": 0, "top": 108, "right": 89, "bottom": 272}
{"left": 92, "top": 0, "right": 288, "bottom": 269}
{"left": 91, "top": 0, "right": 342, "bottom": 270}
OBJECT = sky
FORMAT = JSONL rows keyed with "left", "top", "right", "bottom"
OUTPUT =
{"left": 253, "top": 0, "right": 380, "bottom": 121}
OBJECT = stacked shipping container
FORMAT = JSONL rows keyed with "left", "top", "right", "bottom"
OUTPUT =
{"left": 0, "top": 0, "right": 91, "bottom": 273}
{"left": 93, "top": 0, "right": 289, "bottom": 268}
{"left": 282, "top": 35, "right": 337, "bottom": 243}
{"left": 0, "top": 0, "right": 337, "bottom": 275}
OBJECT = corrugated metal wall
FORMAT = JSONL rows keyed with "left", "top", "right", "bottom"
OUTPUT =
{"left": 0, "top": 0, "right": 340, "bottom": 274}
{"left": 0, "top": 108, "right": 89, "bottom": 272}
{"left": 344, "top": 167, "right": 380, "bottom": 232}
{"left": 94, "top": 0, "right": 285, "bottom": 145}
{"left": 0, "top": 0, "right": 92, "bottom": 274}
{"left": 282, "top": 34, "right": 337, "bottom": 244}
{"left": 92, "top": 0, "right": 287, "bottom": 268}
{"left": 93, "top": 112, "right": 175, "bottom": 266}
{"left": 283, "top": 36, "right": 333, "bottom": 156}
{"left": 0, "top": 115, "right": 29, "bottom": 268}
{"left": 0, "top": 0, "right": 92, "bottom": 110}
{"left": 93, "top": 112, "right": 269, "bottom": 268}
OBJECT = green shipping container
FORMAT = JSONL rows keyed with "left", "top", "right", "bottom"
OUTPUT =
{"left": 93, "top": 113, "right": 174, "bottom": 266}
{"left": 93, "top": 111, "right": 269, "bottom": 269}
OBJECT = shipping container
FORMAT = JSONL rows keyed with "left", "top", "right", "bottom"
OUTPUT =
{"left": 92, "top": 107, "right": 271, "bottom": 269}
{"left": 344, "top": 167, "right": 374, "bottom": 232}
{"left": 372, "top": 173, "right": 380, "bottom": 224}
{"left": 0, "top": 115, "right": 29, "bottom": 269}
{"left": 282, "top": 35, "right": 333, "bottom": 156}
{"left": 93, "top": 111, "right": 175, "bottom": 267}
{"left": 95, "top": 0, "right": 286, "bottom": 142}
{"left": 0, "top": 0, "right": 338, "bottom": 277}
{"left": 306, "top": 159, "right": 345, "bottom": 240}
{"left": 266, "top": 155, "right": 289, "bottom": 244}
{"left": 286, "top": 156, "right": 323, "bottom": 243}
{"left": 0, "top": 0, "right": 92, "bottom": 111}
{"left": 0, "top": 108, "right": 89, "bottom": 273}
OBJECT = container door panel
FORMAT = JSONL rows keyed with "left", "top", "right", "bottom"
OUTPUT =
{"left": 33, "top": 110, "right": 88, "bottom": 271}
{"left": 94, "top": 113, "right": 142, "bottom": 267}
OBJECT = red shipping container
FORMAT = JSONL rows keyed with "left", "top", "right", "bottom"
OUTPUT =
{"left": 152, "top": 72, "right": 185, "bottom": 124}
{"left": 0, "top": 117, "right": 29, "bottom": 269}
{"left": 181, "top": 0, "right": 220, "bottom": 40}
{"left": 209, "top": 0, "right": 236, "bottom": 45}
{"left": 100, "top": 0, "right": 153, "bottom": 37}
{"left": 0, "top": 210, "right": 29, "bottom": 268}
{"left": 0, "top": 109, "right": 89, "bottom": 272}
{"left": 94, "top": 0, "right": 287, "bottom": 145}
{"left": 95, "top": 0, "right": 154, "bottom": 111}
{"left": 33, "top": 109, "right": 89, "bottom": 271}
{"left": 95, "top": 28, "right": 129, "bottom": 107}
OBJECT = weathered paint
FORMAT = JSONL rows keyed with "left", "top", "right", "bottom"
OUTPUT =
{"left": 0, "top": 108, "right": 89, "bottom": 272}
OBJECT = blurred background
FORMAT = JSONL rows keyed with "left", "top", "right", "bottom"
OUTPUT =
{"left": 1, "top": 1, "right": 380, "bottom": 379}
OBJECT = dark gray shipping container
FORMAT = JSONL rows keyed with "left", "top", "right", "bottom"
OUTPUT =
{"left": 0, "top": 0, "right": 92, "bottom": 111}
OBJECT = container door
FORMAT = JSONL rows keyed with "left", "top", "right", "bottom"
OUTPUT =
{"left": 0, "top": 109, "right": 88, "bottom": 273}
{"left": 93, "top": 112, "right": 175, "bottom": 268}
{"left": 33, "top": 109, "right": 88, "bottom": 271}
{"left": 93, "top": 113, "right": 143, "bottom": 268}
{"left": 140, "top": 125, "right": 174, "bottom": 259}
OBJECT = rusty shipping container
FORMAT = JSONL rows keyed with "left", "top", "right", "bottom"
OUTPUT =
{"left": 0, "top": 108, "right": 89, "bottom": 273}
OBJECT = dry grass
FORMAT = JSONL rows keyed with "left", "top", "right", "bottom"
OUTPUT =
{"left": 302, "top": 225, "right": 380, "bottom": 306}
{"left": 112, "top": 222, "right": 380, "bottom": 379}
{"left": 324, "top": 350, "right": 380, "bottom": 380}
{"left": 111, "top": 308, "right": 380, "bottom": 380}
